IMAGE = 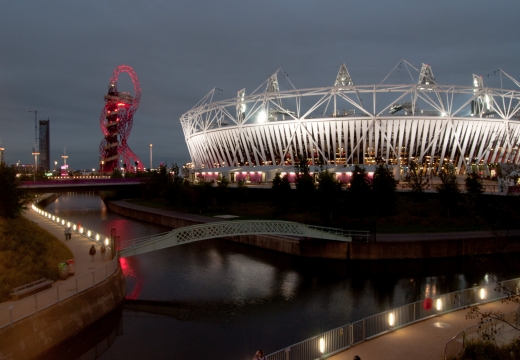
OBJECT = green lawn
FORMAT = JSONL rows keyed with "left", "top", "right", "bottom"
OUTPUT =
{"left": 0, "top": 215, "right": 73, "bottom": 302}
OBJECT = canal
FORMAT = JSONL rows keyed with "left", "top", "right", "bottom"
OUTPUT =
{"left": 41, "top": 192, "right": 520, "bottom": 359}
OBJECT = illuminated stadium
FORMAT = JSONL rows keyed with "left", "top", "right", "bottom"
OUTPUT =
{"left": 180, "top": 62, "right": 520, "bottom": 183}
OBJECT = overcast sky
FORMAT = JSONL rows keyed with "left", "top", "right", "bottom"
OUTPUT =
{"left": 1, "top": 0, "right": 519, "bottom": 170}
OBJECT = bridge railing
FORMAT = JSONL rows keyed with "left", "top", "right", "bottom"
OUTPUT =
{"left": 267, "top": 278, "right": 520, "bottom": 360}
{"left": 21, "top": 178, "right": 141, "bottom": 187}
{"left": 306, "top": 225, "right": 369, "bottom": 241}
{"left": 116, "top": 232, "right": 171, "bottom": 251}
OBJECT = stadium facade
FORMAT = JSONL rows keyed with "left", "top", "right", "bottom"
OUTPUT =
{"left": 180, "top": 63, "right": 520, "bottom": 183}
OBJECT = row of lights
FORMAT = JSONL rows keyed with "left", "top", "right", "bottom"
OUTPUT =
{"left": 316, "top": 289, "right": 488, "bottom": 355}
{"left": 31, "top": 204, "right": 110, "bottom": 246}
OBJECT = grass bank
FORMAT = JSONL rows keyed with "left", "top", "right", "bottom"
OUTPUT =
{"left": 0, "top": 215, "right": 73, "bottom": 302}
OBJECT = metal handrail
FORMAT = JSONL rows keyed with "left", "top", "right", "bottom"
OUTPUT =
{"left": 267, "top": 278, "right": 520, "bottom": 360}
{"left": 306, "top": 225, "right": 369, "bottom": 239}
{"left": 0, "top": 254, "right": 119, "bottom": 330}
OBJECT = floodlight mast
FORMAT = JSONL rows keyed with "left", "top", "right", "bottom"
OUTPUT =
{"left": 418, "top": 63, "right": 436, "bottom": 85}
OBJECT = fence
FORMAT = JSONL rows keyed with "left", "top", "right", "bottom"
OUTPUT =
{"left": 0, "top": 204, "right": 120, "bottom": 330}
{"left": 0, "top": 256, "right": 119, "bottom": 330}
{"left": 267, "top": 278, "right": 520, "bottom": 360}
{"left": 444, "top": 306, "right": 520, "bottom": 359}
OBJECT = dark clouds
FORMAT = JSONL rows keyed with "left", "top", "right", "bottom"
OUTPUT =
{"left": 1, "top": 0, "right": 519, "bottom": 169}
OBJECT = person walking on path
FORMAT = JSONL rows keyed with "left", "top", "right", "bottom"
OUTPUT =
{"left": 253, "top": 350, "right": 266, "bottom": 360}
{"left": 89, "top": 245, "right": 96, "bottom": 261}
{"left": 100, "top": 243, "right": 106, "bottom": 260}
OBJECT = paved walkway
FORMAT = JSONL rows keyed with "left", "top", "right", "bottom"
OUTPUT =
{"left": 0, "top": 208, "right": 111, "bottom": 308}
{"left": 329, "top": 301, "right": 519, "bottom": 360}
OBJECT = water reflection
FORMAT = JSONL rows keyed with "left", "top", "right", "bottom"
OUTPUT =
{"left": 42, "top": 193, "right": 520, "bottom": 359}
{"left": 39, "top": 303, "right": 124, "bottom": 360}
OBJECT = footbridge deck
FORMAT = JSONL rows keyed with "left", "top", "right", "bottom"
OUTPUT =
{"left": 119, "top": 220, "right": 362, "bottom": 258}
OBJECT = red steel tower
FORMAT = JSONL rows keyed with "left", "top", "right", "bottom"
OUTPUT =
{"left": 99, "top": 65, "right": 144, "bottom": 173}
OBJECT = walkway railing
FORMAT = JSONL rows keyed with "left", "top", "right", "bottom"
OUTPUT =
{"left": 444, "top": 307, "right": 520, "bottom": 359}
{"left": 267, "top": 278, "right": 520, "bottom": 360}
{"left": 21, "top": 178, "right": 141, "bottom": 188}
{"left": 0, "top": 256, "right": 119, "bottom": 330}
{"left": 0, "top": 204, "right": 119, "bottom": 330}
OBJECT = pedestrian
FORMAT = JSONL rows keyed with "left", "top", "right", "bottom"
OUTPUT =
{"left": 353, "top": 356, "right": 361, "bottom": 360}
{"left": 64, "top": 227, "right": 68, "bottom": 241}
{"left": 67, "top": 227, "right": 71, "bottom": 240}
{"left": 253, "top": 350, "right": 266, "bottom": 360}
{"left": 89, "top": 245, "right": 96, "bottom": 261}
{"left": 100, "top": 243, "right": 106, "bottom": 260}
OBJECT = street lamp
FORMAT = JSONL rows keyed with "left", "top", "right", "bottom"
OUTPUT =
{"left": 150, "top": 144, "right": 153, "bottom": 170}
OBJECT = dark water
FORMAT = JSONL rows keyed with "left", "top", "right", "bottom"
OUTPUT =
{"left": 43, "top": 193, "right": 520, "bottom": 360}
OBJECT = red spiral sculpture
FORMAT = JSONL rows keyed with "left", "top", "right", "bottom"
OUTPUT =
{"left": 99, "top": 65, "right": 144, "bottom": 173}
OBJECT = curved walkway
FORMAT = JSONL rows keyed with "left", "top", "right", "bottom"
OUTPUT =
{"left": 0, "top": 208, "right": 110, "bottom": 309}
{"left": 329, "top": 300, "right": 519, "bottom": 360}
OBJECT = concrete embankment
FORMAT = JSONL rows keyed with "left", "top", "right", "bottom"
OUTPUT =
{"left": 105, "top": 199, "right": 520, "bottom": 260}
{"left": 0, "top": 267, "right": 126, "bottom": 360}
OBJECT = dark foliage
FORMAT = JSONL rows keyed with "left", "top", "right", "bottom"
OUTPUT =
{"left": 348, "top": 165, "right": 372, "bottom": 216}
{"left": 271, "top": 172, "right": 292, "bottom": 213}
{"left": 372, "top": 165, "right": 397, "bottom": 215}
{"left": 317, "top": 170, "right": 342, "bottom": 221}
{"left": 436, "top": 165, "right": 460, "bottom": 217}
{"left": 0, "top": 163, "right": 28, "bottom": 218}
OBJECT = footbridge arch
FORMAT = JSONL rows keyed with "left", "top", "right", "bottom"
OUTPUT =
{"left": 119, "top": 220, "right": 360, "bottom": 258}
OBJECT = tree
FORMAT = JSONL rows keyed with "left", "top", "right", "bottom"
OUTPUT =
{"left": 348, "top": 165, "right": 372, "bottom": 216}
{"left": 465, "top": 173, "right": 484, "bottom": 197}
{"left": 216, "top": 176, "right": 230, "bottom": 210}
{"left": 498, "top": 163, "right": 520, "bottom": 194}
{"left": 271, "top": 172, "right": 292, "bottom": 213}
{"left": 0, "top": 163, "right": 29, "bottom": 218}
{"left": 372, "top": 165, "right": 397, "bottom": 215}
{"left": 465, "top": 173, "right": 485, "bottom": 214}
{"left": 317, "top": 170, "right": 342, "bottom": 220}
{"left": 405, "top": 160, "right": 430, "bottom": 217}
{"left": 436, "top": 164, "right": 460, "bottom": 217}
{"left": 294, "top": 153, "right": 315, "bottom": 210}
{"left": 111, "top": 168, "right": 123, "bottom": 179}
{"left": 407, "top": 160, "right": 429, "bottom": 198}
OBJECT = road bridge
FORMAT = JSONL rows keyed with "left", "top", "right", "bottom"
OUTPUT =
{"left": 21, "top": 178, "right": 141, "bottom": 193}
{"left": 119, "top": 220, "right": 356, "bottom": 258}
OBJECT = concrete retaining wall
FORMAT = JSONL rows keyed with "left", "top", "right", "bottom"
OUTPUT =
{"left": 0, "top": 266, "right": 126, "bottom": 360}
{"left": 105, "top": 200, "right": 520, "bottom": 260}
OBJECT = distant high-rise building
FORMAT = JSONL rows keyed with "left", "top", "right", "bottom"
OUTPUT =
{"left": 39, "top": 119, "right": 50, "bottom": 171}
{"left": 0, "top": 147, "right": 4, "bottom": 164}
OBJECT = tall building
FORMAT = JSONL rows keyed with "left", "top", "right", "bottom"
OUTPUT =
{"left": 39, "top": 119, "right": 50, "bottom": 171}
{"left": 0, "top": 147, "right": 4, "bottom": 164}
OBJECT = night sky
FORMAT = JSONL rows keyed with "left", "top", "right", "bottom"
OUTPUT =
{"left": 1, "top": 0, "right": 519, "bottom": 170}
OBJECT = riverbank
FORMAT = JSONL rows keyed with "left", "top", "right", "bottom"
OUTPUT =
{"left": 105, "top": 199, "right": 520, "bottom": 260}
{"left": 0, "top": 209, "right": 126, "bottom": 360}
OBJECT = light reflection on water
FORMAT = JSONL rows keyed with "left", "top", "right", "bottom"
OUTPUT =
{"left": 43, "top": 193, "right": 520, "bottom": 360}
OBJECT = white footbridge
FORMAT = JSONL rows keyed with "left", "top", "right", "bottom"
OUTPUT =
{"left": 119, "top": 220, "right": 366, "bottom": 258}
